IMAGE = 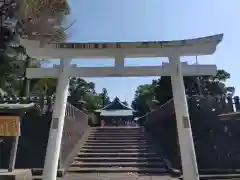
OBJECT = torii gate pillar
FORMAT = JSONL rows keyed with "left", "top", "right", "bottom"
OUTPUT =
{"left": 43, "top": 58, "right": 72, "bottom": 180}
{"left": 169, "top": 55, "right": 199, "bottom": 180}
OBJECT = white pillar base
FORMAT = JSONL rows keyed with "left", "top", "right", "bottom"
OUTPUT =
{"left": 169, "top": 56, "right": 199, "bottom": 180}
{"left": 42, "top": 59, "right": 72, "bottom": 180}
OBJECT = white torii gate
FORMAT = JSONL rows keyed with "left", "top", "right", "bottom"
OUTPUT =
{"left": 20, "top": 34, "right": 223, "bottom": 180}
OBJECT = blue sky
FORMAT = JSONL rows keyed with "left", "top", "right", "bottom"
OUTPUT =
{"left": 45, "top": 0, "right": 240, "bottom": 104}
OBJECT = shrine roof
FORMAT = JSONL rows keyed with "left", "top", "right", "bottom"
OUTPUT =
{"left": 101, "top": 97, "right": 133, "bottom": 111}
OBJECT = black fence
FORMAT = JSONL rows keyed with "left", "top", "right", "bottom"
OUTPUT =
{"left": 0, "top": 95, "right": 87, "bottom": 114}
{"left": 197, "top": 95, "right": 240, "bottom": 114}
{"left": 0, "top": 96, "right": 54, "bottom": 113}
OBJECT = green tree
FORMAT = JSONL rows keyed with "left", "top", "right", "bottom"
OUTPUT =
{"left": 0, "top": 0, "right": 73, "bottom": 96}
{"left": 154, "top": 69, "right": 234, "bottom": 104}
{"left": 9, "top": 45, "right": 43, "bottom": 96}
{"left": 31, "top": 78, "right": 57, "bottom": 96}
{"left": 132, "top": 69, "right": 235, "bottom": 115}
{"left": 98, "top": 88, "right": 110, "bottom": 108}
{"left": 131, "top": 84, "right": 155, "bottom": 116}
{"left": 31, "top": 77, "right": 104, "bottom": 112}
{"left": 68, "top": 78, "right": 111, "bottom": 112}
{"left": 0, "top": 43, "right": 43, "bottom": 96}
{"left": 0, "top": 20, "right": 19, "bottom": 95}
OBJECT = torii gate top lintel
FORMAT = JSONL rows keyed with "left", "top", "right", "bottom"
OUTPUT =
{"left": 20, "top": 34, "right": 223, "bottom": 59}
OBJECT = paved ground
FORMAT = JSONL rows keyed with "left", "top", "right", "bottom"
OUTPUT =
{"left": 62, "top": 173, "right": 178, "bottom": 180}
{"left": 178, "top": 174, "right": 240, "bottom": 180}
{"left": 35, "top": 173, "right": 240, "bottom": 180}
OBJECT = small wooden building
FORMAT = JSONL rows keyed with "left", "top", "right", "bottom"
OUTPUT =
{"left": 95, "top": 97, "right": 134, "bottom": 126}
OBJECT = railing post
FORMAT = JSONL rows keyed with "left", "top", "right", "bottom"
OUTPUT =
{"left": 226, "top": 95, "right": 234, "bottom": 112}
{"left": 234, "top": 96, "right": 240, "bottom": 112}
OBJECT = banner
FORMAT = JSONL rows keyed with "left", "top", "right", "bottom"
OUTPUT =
{"left": 0, "top": 116, "right": 20, "bottom": 136}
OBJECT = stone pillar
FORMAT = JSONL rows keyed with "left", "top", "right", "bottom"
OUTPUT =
{"left": 42, "top": 58, "right": 72, "bottom": 180}
{"left": 169, "top": 55, "right": 199, "bottom": 180}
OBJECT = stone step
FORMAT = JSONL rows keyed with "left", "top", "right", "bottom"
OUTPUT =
{"left": 93, "top": 128, "right": 142, "bottom": 130}
{"left": 74, "top": 157, "right": 163, "bottom": 162}
{"left": 93, "top": 127, "right": 141, "bottom": 129}
{"left": 34, "top": 173, "right": 174, "bottom": 180}
{"left": 80, "top": 148, "right": 153, "bottom": 153}
{"left": 89, "top": 136, "right": 146, "bottom": 138}
{"left": 71, "top": 161, "right": 166, "bottom": 168}
{"left": 91, "top": 133, "right": 143, "bottom": 135}
{"left": 67, "top": 167, "right": 168, "bottom": 173}
{"left": 86, "top": 139, "right": 148, "bottom": 143}
{"left": 64, "top": 173, "right": 177, "bottom": 180}
{"left": 85, "top": 142, "right": 149, "bottom": 145}
{"left": 90, "top": 138, "right": 146, "bottom": 140}
{"left": 84, "top": 142, "right": 149, "bottom": 146}
{"left": 89, "top": 133, "right": 146, "bottom": 138}
{"left": 93, "top": 130, "right": 143, "bottom": 133}
{"left": 82, "top": 145, "right": 150, "bottom": 149}
{"left": 89, "top": 134, "right": 145, "bottom": 137}
{"left": 179, "top": 174, "right": 240, "bottom": 180}
{"left": 92, "top": 129, "right": 143, "bottom": 131}
{"left": 91, "top": 131, "right": 144, "bottom": 134}
{"left": 89, "top": 135, "right": 145, "bottom": 138}
{"left": 87, "top": 137, "right": 147, "bottom": 140}
{"left": 78, "top": 152, "right": 159, "bottom": 158}
{"left": 92, "top": 128, "right": 142, "bottom": 130}
{"left": 34, "top": 174, "right": 240, "bottom": 180}
{"left": 84, "top": 142, "right": 149, "bottom": 145}
{"left": 91, "top": 131, "right": 144, "bottom": 132}
{"left": 92, "top": 131, "right": 143, "bottom": 134}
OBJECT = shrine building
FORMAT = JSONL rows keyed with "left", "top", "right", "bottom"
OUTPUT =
{"left": 95, "top": 97, "right": 134, "bottom": 126}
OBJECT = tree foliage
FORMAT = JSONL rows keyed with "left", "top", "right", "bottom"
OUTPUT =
{"left": 1, "top": 23, "right": 108, "bottom": 112}
{"left": 31, "top": 77, "right": 111, "bottom": 112}
{"left": 98, "top": 88, "right": 111, "bottom": 108}
{"left": 132, "top": 69, "right": 235, "bottom": 116}
{"left": 131, "top": 84, "right": 155, "bottom": 116}
{"left": 0, "top": 0, "right": 74, "bottom": 95}
{"left": 0, "top": 0, "right": 109, "bottom": 114}
{"left": 16, "top": 0, "right": 73, "bottom": 43}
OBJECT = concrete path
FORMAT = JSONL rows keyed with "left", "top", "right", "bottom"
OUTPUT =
{"left": 62, "top": 173, "right": 178, "bottom": 180}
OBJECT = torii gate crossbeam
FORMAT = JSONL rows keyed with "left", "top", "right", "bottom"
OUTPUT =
{"left": 20, "top": 34, "right": 223, "bottom": 180}
{"left": 26, "top": 64, "right": 217, "bottom": 78}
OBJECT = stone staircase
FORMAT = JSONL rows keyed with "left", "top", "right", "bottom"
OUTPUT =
{"left": 67, "top": 127, "right": 170, "bottom": 176}
{"left": 33, "top": 127, "right": 240, "bottom": 180}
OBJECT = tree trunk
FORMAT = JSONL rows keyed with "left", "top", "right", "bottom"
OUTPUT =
{"left": 20, "top": 57, "right": 31, "bottom": 96}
